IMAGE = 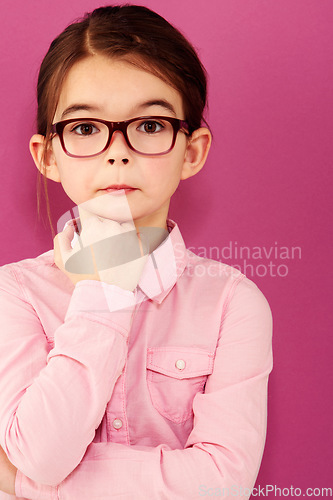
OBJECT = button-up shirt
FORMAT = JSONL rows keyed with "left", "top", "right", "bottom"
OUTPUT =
{"left": 0, "top": 220, "right": 273, "bottom": 499}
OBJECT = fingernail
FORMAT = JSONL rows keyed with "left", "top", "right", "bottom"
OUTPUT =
{"left": 63, "top": 220, "right": 74, "bottom": 230}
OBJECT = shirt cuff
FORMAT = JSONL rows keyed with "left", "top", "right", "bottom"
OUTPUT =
{"left": 65, "top": 280, "right": 137, "bottom": 333}
{"left": 16, "top": 469, "right": 58, "bottom": 500}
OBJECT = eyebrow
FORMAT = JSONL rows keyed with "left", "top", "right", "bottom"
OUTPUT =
{"left": 60, "top": 104, "right": 101, "bottom": 119}
{"left": 60, "top": 99, "right": 178, "bottom": 120}
{"left": 134, "top": 99, "right": 177, "bottom": 116}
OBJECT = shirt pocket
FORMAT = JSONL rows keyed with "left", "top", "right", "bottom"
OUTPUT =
{"left": 147, "top": 346, "right": 214, "bottom": 423}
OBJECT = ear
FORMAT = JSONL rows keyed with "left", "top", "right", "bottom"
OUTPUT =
{"left": 29, "top": 134, "right": 61, "bottom": 182}
{"left": 181, "top": 127, "right": 212, "bottom": 180}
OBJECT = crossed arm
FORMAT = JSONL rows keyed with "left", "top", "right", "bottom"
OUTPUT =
{"left": 0, "top": 267, "right": 272, "bottom": 499}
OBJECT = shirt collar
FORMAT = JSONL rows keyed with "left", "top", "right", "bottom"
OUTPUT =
{"left": 137, "top": 219, "right": 188, "bottom": 303}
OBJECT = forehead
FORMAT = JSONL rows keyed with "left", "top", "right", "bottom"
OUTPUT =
{"left": 55, "top": 55, "right": 185, "bottom": 121}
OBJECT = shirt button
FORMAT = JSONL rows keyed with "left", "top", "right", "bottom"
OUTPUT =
{"left": 112, "top": 418, "right": 123, "bottom": 430}
{"left": 175, "top": 359, "right": 186, "bottom": 370}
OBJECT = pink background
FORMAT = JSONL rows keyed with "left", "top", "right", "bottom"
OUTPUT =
{"left": 1, "top": 0, "right": 332, "bottom": 494}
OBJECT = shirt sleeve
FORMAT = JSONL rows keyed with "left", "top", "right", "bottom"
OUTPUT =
{"left": 15, "top": 276, "right": 273, "bottom": 500}
{"left": 0, "top": 268, "right": 136, "bottom": 486}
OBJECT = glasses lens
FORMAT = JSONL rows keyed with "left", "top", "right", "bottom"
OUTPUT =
{"left": 62, "top": 120, "right": 109, "bottom": 157}
{"left": 128, "top": 118, "right": 174, "bottom": 155}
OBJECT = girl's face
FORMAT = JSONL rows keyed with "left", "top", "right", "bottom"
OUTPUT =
{"left": 32, "top": 55, "right": 210, "bottom": 229}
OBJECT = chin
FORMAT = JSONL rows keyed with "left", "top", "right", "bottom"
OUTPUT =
{"left": 78, "top": 191, "right": 134, "bottom": 222}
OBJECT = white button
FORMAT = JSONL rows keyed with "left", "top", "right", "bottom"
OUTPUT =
{"left": 175, "top": 359, "right": 186, "bottom": 370}
{"left": 112, "top": 418, "right": 123, "bottom": 430}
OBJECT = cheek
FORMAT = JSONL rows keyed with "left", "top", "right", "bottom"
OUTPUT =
{"left": 141, "top": 152, "right": 185, "bottom": 187}
{"left": 56, "top": 161, "right": 93, "bottom": 203}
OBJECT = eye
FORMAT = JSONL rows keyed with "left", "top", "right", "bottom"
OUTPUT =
{"left": 71, "top": 122, "right": 99, "bottom": 136}
{"left": 137, "top": 120, "right": 165, "bottom": 134}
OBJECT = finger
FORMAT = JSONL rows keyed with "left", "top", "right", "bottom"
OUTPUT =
{"left": 80, "top": 217, "right": 121, "bottom": 246}
{"left": 91, "top": 216, "right": 131, "bottom": 232}
{"left": 120, "top": 220, "right": 136, "bottom": 232}
{"left": 90, "top": 230, "right": 146, "bottom": 271}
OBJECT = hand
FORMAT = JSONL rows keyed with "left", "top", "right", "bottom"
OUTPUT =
{"left": 0, "top": 446, "right": 16, "bottom": 495}
{"left": 54, "top": 193, "right": 148, "bottom": 291}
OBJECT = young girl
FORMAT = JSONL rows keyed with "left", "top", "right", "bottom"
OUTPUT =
{"left": 0, "top": 5, "right": 273, "bottom": 499}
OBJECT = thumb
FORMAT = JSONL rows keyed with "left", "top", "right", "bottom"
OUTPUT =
{"left": 54, "top": 224, "right": 75, "bottom": 268}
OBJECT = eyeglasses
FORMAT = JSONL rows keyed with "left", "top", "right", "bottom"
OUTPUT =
{"left": 51, "top": 116, "right": 190, "bottom": 158}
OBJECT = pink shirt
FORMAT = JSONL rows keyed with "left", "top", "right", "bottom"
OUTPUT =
{"left": 0, "top": 220, "right": 273, "bottom": 500}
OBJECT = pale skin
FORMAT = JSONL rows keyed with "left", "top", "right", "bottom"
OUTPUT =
{"left": 0, "top": 54, "right": 211, "bottom": 494}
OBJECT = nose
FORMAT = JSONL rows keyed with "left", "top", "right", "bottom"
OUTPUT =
{"left": 106, "top": 130, "right": 130, "bottom": 165}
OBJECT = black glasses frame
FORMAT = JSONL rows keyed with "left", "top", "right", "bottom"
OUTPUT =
{"left": 51, "top": 116, "right": 190, "bottom": 158}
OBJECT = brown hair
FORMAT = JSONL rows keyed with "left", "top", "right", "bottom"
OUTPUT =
{"left": 36, "top": 5, "right": 208, "bottom": 231}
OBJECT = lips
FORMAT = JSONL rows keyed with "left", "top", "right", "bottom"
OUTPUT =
{"left": 105, "top": 184, "right": 135, "bottom": 190}
{"left": 103, "top": 184, "right": 137, "bottom": 195}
